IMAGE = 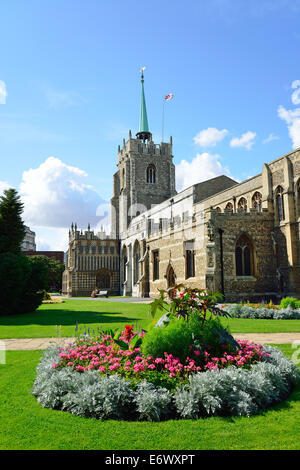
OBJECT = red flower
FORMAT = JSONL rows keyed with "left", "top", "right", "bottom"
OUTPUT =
{"left": 124, "top": 324, "right": 134, "bottom": 339}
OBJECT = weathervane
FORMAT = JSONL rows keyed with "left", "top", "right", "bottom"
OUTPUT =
{"left": 140, "top": 66, "right": 146, "bottom": 79}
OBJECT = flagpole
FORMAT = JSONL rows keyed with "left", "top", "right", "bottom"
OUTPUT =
{"left": 162, "top": 98, "right": 165, "bottom": 143}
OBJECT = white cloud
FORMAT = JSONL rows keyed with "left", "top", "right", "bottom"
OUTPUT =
{"left": 0, "top": 80, "right": 7, "bottom": 104}
{"left": 278, "top": 105, "right": 300, "bottom": 149}
{"left": 291, "top": 80, "right": 300, "bottom": 105}
{"left": 193, "top": 127, "right": 228, "bottom": 147}
{"left": 0, "top": 181, "right": 11, "bottom": 196}
{"left": 20, "top": 157, "right": 108, "bottom": 230}
{"left": 176, "top": 152, "right": 232, "bottom": 191}
{"left": 34, "top": 226, "right": 69, "bottom": 252}
{"left": 263, "top": 133, "right": 280, "bottom": 144}
{"left": 230, "top": 131, "right": 256, "bottom": 150}
{"left": 278, "top": 81, "right": 300, "bottom": 149}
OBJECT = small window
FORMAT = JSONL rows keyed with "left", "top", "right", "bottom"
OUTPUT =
{"left": 186, "top": 250, "right": 195, "bottom": 278}
{"left": 153, "top": 250, "right": 159, "bottom": 280}
{"left": 185, "top": 241, "right": 195, "bottom": 278}
{"left": 275, "top": 186, "right": 285, "bottom": 222}
{"left": 235, "top": 234, "right": 253, "bottom": 276}
{"left": 146, "top": 164, "right": 156, "bottom": 184}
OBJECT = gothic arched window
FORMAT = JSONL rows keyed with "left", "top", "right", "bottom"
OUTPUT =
{"left": 237, "top": 197, "right": 248, "bottom": 212}
{"left": 275, "top": 186, "right": 285, "bottom": 222}
{"left": 252, "top": 192, "right": 262, "bottom": 212}
{"left": 146, "top": 164, "right": 156, "bottom": 184}
{"left": 215, "top": 207, "right": 221, "bottom": 213}
{"left": 225, "top": 202, "right": 234, "bottom": 212}
{"left": 235, "top": 234, "right": 254, "bottom": 276}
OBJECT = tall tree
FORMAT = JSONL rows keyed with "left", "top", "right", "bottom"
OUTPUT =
{"left": 0, "top": 188, "right": 26, "bottom": 254}
{"left": 29, "top": 255, "right": 65, "bottom": 291}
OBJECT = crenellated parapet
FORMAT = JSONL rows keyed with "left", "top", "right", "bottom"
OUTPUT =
{"left": 118, "top": 133, "right": 173, "bottom": 164}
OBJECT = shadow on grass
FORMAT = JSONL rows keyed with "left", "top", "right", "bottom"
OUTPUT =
{"left": 0, "top": 309, "right": 144, "bottom": 328}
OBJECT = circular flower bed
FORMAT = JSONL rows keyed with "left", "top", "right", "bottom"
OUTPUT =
{"left": 32, "top": 287, "right": 300, "bottom": 421}
{"left": 32, "top": 333, "right": 299, "bottom": 421}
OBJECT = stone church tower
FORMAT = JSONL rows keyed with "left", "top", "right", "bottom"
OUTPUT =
{"left": 111, "top": 70, "right": 176, "bottom": 239}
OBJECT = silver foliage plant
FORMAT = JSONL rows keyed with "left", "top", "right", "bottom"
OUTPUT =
{"left": 223, "top": 304, "right": 300, "bottom": 319}
{"left": 32, "top": 345, "right": 299, "bottom": 421}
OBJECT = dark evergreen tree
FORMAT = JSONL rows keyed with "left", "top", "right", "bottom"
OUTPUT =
{"left": 0, "top": 188, "right": 49, "bottom": 315}
{"left": 0, "top": 188, "right": 26, "bottom": 254}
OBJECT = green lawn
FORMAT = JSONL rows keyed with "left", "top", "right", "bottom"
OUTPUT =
{"left": 0, "top": 345, "right": 299, "bottom": 450}
{"left": 1, "top": 299, "right": 300, "bottom": 339}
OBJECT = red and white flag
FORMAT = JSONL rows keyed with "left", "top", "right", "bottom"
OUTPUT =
{"left": 164, "top": 93, "right": 174, "bottom": 101}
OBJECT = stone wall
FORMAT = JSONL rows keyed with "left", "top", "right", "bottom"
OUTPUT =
{"left": 206, "top": 209, "right": 277, "bottom": 301}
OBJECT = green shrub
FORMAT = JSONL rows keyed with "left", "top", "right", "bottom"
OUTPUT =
{"left": 0, "top": 253, "right": 48, "bottom": 315}
{"left": 141, "top": 315, "right": 237, "bottom": 363}
{"left": 280, "top": 297, "right": 300, "bottom": 309}
{"left": 141, "top": 318, "right": 192, "bottom": 362}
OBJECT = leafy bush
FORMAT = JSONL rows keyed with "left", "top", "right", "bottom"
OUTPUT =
{"left": 174, "top": 346, "right": 299, "bottom": 419}
{"left": 223, "top": 303, "right": 300, "bottom": 320}
{"left": 0, "top": 253, "right": 48, "bottom": 316}
{"left": 141, "top": 318, "right": 192, "bottom": 362}
{"left": 280, "top": 297, "right": 300, "bottom": 309}
{"left": 134, "top": 381, "right": 172, "bottom": 421}
{"left": 141, "top": 315, "right": 238, "bottom": 363}
{"left": 29, "top": 255, "right": 65, "bottom": 292}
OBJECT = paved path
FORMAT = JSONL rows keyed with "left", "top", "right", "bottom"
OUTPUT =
{"left": 2, "top": 333, "right": 300, "bottom": 350}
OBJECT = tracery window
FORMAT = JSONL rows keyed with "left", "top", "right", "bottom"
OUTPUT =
{"left": 235, "top": 234, "right": 253, "bottom": 276}
{"left": 275, "top": 186, "right": 285, "bottom": 222}
{"left": 252, "top": 192, "right": 262, "bottom": 212}
{"left": 237, "top": 197, "right": 248, "bottom": 212}
{"left": 146, "top": 164, "right": 156, "bottom": 184}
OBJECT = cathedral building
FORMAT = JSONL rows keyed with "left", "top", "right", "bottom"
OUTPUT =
{"left": 63, "top": 71, "right": 300, "bottom": 301}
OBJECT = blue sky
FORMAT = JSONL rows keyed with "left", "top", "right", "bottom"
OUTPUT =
{"left": 1, "top": 0, "right": 300, "bottom": 250}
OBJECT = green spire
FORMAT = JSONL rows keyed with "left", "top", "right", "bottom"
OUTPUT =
{"left": 136, "top": 68, "right": 151, "bottom": 141}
